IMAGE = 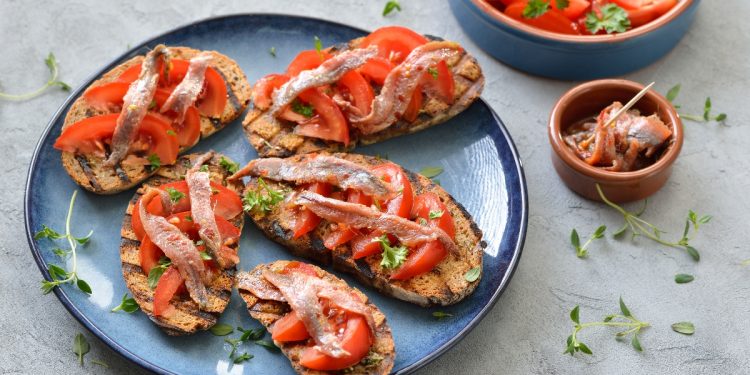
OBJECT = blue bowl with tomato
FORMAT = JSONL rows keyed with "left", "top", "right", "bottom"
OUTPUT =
{"left": 449, "top": 0, "right": 700, "bottom": 80}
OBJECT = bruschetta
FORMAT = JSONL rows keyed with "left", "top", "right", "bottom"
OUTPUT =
{"left": 119, "top": 151, "right": 244, "bottom": 335}
{"left": 230, "top": 153, "right": 484, "bottom": 306}
{"left": 55, "top": 45, "right": 251, "bottom": 194}
{"left": 237, "top": 260, "right": 395, "bottom": 374}
{"left": 244, "top": 26, "right": 484, "bottom": 157}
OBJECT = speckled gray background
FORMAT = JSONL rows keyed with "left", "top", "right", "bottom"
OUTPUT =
{"left": 1, "top": 1, "right": 748, "bottom": 374}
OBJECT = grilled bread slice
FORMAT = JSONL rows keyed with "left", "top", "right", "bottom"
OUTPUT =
{"left": 119, "top": 152, "right": 244, "bottom": 335}
{"left": 240, "top": 153, "right": 484, "bottom": 306}
{"left": 61, "top": 46, "right": 251, "bottom": 194}
{"left": 244, "top": 35, "right": 484, "bottom": 158}
{"left": 237, "top": 260, "right": 395, "bottom": 375}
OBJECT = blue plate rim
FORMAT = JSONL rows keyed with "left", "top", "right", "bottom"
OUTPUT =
{"left": 23, "top": 13, "right": 528, "bottom": 375}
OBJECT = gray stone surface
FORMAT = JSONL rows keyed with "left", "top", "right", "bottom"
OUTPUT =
{"left": 1, "top": 0, "right": 748, "bottom": 374}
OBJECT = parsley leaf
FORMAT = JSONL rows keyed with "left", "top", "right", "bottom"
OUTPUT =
{"left": 523, "top": 0, "right": 550, "bottom": 18}
{"left": 377, "top": 235, "right": 408, "bottom": 269}
{"left": 0, "top": 52, "right": 71, "bottom": 101}
{"left": 427, "top": 67, "right": 439, "bottom": 79}
{"left": 383, "top": 0, "right": 402, "bottom": 16}
{"left": 314, "top": 36, "right": 323, "bottom": 58}
{"left": 291, "top": 100, "right": 315, "bottom": 118}
{"left": 243, "top": 178, "right": 285, "bottom": 215}
{"left": 165, "top": 187, "right": 185, "bottom": 203}
{"left": 147, "top": 154, "right": 161, "bottom": 171}
{"left": 219, "top": 156, "right": 239, "bottom": 174}
{"left": 585, "top": 4, "right": 630, "bottom": 34}
{"left": 111, "top": 293, "right": 139, "bottom": 313}
{"left": 429, "top": 210, "right": 444, "bottom": 219}
{"left": 419, "top": 166, "right": 444, "bottom": 179}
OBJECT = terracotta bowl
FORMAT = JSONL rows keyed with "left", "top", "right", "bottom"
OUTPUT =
{"left": 548, "top": 79, "right": 683, "bottom": 203}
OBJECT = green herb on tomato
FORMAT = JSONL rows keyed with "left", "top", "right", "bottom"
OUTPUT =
{"left": 585, "top": 4, "right": 630, "bottom": 34}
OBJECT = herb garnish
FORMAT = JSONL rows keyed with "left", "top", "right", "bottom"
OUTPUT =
{"left": 165, "top": 187, "right": 185, "bottom": 203}
{"left": 223, "top": 326, "right": 274, "bottom": 364}
{"left": 147, "top": 154, "right": 161, "bottom": 171}
{"left": 147, "top": 257, "right": 172, "bottom": 289}
{"left": 314, "top": 36, "right": 323, "bottom": 58}
{"left": 37, "top": 191, "right": 94, "bottom": 295}
{"left": 111, "top": 293, "right": 139, "bottom": 313}
{"left": 556, "top": 0, "right": 569, "bottom": 8}
{"left": 383, "top": 0, "right": 402, "bottom": 16}
{"left": 427, "top": 67, "right": 439, "bottom": 79}
{"left": 73, "top": 333, "right": 90, "bottom": 366}
{"left": 292, "top": 99, "right": 315, "bottom": 118}
{"left": 219, "top": 156, "right": 239, "bottom": 174}
{"left": 243, "top": 177, "right": 285, "bottom": 215}
{"left": 210, "top": 323, "right": 234, "bottom": 336}
{"left": 200, "top": 164, "right": 210, "bottom": 172}
{"left": 419, "top": 166, "right": 444, "bottom": 179}
{"left": 464, "top": 266, "right": 481, "bottom": 282}
{"left": 570, "top": 225, "right": 606, "bottom": 258}
{"left": 199, "top": 251, "right": 212, "bottom": 260}
{"left": 564, "top": 297, "right": 649, "bottom": 356}
{"left": 671, "top": 321, "right": 695, "bottom": 335}
{"left": 666, "top": 84, "right": 727, "bottom": 123}
{"left": 523, "top": 0, "right": 550, "bottom": 18}
{"left": 269, "top": 47, "right": 277, "bottom": 57}
{"left": 0, "top": 52, "right": 71, "bottom": 101}
{"left": 597, "top": 184, "right": 709, "bottom": 261}
{"left": 377, "top": 234, "right": 408, "bottom": 269}
{"left": 585, "top": 4, "right": 630, "bottom": 34}
{"left": 432, "top": 311, "right": 453, "bottom": 319}
{"left": 674, "top": 274, "right": 694, "bottom": 284}
{"left": 428, "top": 210, "right": 444, "bottom": 219}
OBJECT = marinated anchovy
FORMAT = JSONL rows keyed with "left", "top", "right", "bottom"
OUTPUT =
{"left": 269, "top": 46, "right": 378, "bottom": 116}
{"left": 139, "top": 188, "right": 208, "bottom": 308}
{"left": 161, "top": 53, "right": 212, "bottom": 123}
{"left": 230, "top": 154, "right": 397, "bottom": 199}
{"left": 295, "top": 190, "right": 459, "bottom": 255}
{"left": 236, "top": 267, "right": 286, "bottom": 302}
{"left": 351, "top": 42, "right": 462, "bottom": 135}
{"left": 106, "top": 45, "right": 169, "bottom": 166}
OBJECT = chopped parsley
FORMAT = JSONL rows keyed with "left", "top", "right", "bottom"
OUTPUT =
{"left": 292, "top": 100, "right": 315, "bottom": 118}
{"left": 243, "top": 177, "right": 285, "bottom": 215}
{"left": 523, "top": 0, "right": 550, "bottom": 18}
{"left": 165, "top": 187, "right": 185, "bottom": 203}
{"left": 147, "top": 154, "right": 161, "bottom": 171}
{"left": 377, "top": 235, "right": 408, "bottom": 269}
{"left": 585, "top": 4, "right": 630, "bottom": 34}
{"left": 429, "top": 210, "right": 444, "bottom": 219}
{"left": 427, "top": 67, "right": 439, "bottom": 79}
{"left": 219, "top": 156, "right": 239, "bottom": 174}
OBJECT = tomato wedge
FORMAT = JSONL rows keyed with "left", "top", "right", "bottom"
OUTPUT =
{"left": 403, "top": 89, "right": 423, "bottom": 123}
{"left": 550, "top": 0, "right": 591, "bottom": 20}
{"left": 299, "top": 316, "right": 372, "bottom": 371}
{"left": 358, "top": 57, "right": 394, "bottom": 86}
{"left": 423, "top": 60, "right": 455, "bottom": 104}
{"left": 53, "top": 113, "right": 179, "bottom": 165}
{"left": 153, "top": 266, "right": 182, "bottom": 317}
{"left": 504, "top": 2, "right": 580, "bottom": 34}
{"left": 371, "top": 163, "right": 413, "bottom": 218}
{"left": 391, "top": 192, "right": 453, "bottom": 280}
{"left": 286, "top": 50, "right": 333, "bottom": 76}
{"left": 139, "top": 236, "right": 164, "bottom": 274}
{"left": 271, "top": 312, "right": 311, "bottom": 342}
{"left": 360, "top": 26, "right": 429, "bottom": 64}
{"left": 294, "top": 88, "right": 350, "bottom": 145}
{"left": 83, "top": 81, "right": 130, "bottom": 108}
{"left": 252, "top": 74, "right": 290, "bottom": 110}
{"left": 293, "top": 183, "right": 333, "bottom": 238}
{"left": 153, "top": 89, "right": 201, "bottom": 147}
{"left": 323, "top": 189, "right": 372, "bottom": 250}
{"left": 337, "top": 71, "right": 374, "bottom": 115}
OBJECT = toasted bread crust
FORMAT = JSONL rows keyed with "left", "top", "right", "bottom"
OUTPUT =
{"left": 61, "top": 46, "right": 251, "bottom": 194}
{"left": 119, "top": 152, "right": 244, "bottom": 335}
{"left": 237, "top": 261, "right": 395, "bottom": 375}
{"left": 241, "top": 154, "right": 484, "bottom": 306}
{"left": 244, "top": 35, "right": 485, "bottom": 158}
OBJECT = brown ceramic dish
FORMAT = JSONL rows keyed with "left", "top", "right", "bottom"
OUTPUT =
{"left": 548, "top": 79, "right": 683, "bottom": 203}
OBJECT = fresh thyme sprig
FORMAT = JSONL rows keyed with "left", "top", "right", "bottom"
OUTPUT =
{"left": 666, "top": 84, "right": 727, "bottom": 124}
{"left": 0, "top": 52, "right": 70, "bottom": 101}
{"left": 570, "top": 225, "right": 606, "bottom": 258}
{"left": 564, "top": 297, "right": 649, "bottom": 356}
{"left": 242, "top": 177, "right": 285, "bottom": 215}
{"left": 111, "top": 293, "right": 139, "bottom": 313}
{"left": 596, "top": 184, "right": 709, "bottom": 261}
{"left": 36, "top": 191, "right": 94, "bottom": 295}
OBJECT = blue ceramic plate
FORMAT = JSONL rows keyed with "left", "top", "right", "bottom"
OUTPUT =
{"left": 25, "top": 14, "right": 527, "bottom": 375}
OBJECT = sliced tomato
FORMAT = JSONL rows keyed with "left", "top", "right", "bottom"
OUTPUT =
{"left": 138, "top": 236, "right": 164, "bottom": 274}
{"left": 271, "top": 312, "right": 311, "bottom": 342}
{"left": 299, "top": 316, "right": 372, "bottom": 371}
{"left": 625, "top": 6, "right": 656, "bottom": 27}
{"left": 53, "top": 113, "right": 179, "bottom": 165}
{"left": 550, "top": 0, "right": 591, "bottom": 20}
{"left": 83, "top": 81, "right": 129, "bottom": 108}
{"left": 403, "top": 88, "right": 423, "bottom": 123}
{"left": 504, "top": 2, "right": 580, "bottom": 34}
{"left": 152, "top": 89, "right": 201, "bottom": 147}
{"left": 610, "top": 0, "right": 645, "bottom": 9}
{"left": 252, "top": 74, "right": 290, "bottom": 110}
{"left": 323, "top": 189, "right": 372, "bottom": 250}
{"left": 293, "top": 183, "right": 333, "bottom": 238}
{"left": 360, "top": 26, "right": 429, "bottom": 64}
{"left": 371, "top": 163, "right": 414, "bottom": 218}
{"left": 337, "top": 71, "right": 374, "bottom": 115}
{"left": 358, "top": 57, "right": 395, "bottom": 86}
{"left": 294, "top": 88, "right": 350, "bottom": 145}
{"left": 424, "top": 60, "right": 455, "bottom": 105}
{"left": 390, "top": 241, "right": 447, "bottom": 280}
{"left": 287, "top": 50, "right": 333, "bottom": 76}
{"left": 411, "top": 192, "right": 455, "bottom": 238}
{"left": 623, "top": 0, "right": 677, "bottom": 27}
{"left": 153, "top": 266, "right": 183, "bottom": 317}
{"left": 209, "top": 182, "right": 243, "bottom": 219}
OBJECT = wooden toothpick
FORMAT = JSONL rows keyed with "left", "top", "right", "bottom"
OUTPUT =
{"left": 605, "top": 81, "right": 656, "bottom": 127}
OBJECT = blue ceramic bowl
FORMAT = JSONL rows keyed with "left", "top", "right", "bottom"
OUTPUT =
{"left": 449, "top": 0, "right": 700, "bottom": 80}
